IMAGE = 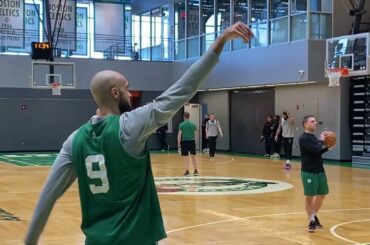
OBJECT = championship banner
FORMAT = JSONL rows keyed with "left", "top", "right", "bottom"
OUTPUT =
{"left": 73, "top": 7, "right": 87, "bottom": 55}
{"left": 94, "top": 2, "right": 124, "bottom": 52}
{"left": 188, "top": 8, "right": 199, "bottom": 37}
{"left": 0, "top": 0, "right": 24, "bottom": 48}
{"left": 44, "top": 0, "right": 76, "bottom": 50}
{"left": 124, "top": 7, "right": 131, "bottom": 55}
{"left": 25, "top": 3, "right": 40, "bottom": 52}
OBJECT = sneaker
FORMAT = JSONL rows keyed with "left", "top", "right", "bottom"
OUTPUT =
{"left": 308, "top": 220, "right": 316, "bottom": 233}
{"left": 264, "top": 154, "right": 270, "bottom": 158}
{"left": 193, "top": 169, "right": 199, "bottom": 176}
{"left": 315, "top": 216, "right": 323, "bottom": 229}
{"left": 183, "top": 170, "right": 190, "bottom": 177}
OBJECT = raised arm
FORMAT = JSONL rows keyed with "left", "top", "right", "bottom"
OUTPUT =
{"left": 121, "top": 22, "right": 253, "bottom": 156}
{"left": 25, "top": 132, "right": 77, "bottom": 245}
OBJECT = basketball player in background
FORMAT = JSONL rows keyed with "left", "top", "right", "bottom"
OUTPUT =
{"left": 275, "top": 111, "right": 294, "bottom": 169}
{"left": 206, "top": 114, "right": 223, "bottom": 158}
{"left": 178, "top": 112, "right": 198, "bottom": 176}
{"left": 24, "top": 22, "right": 254, "bottom": 245}
{"left": 299, "top": 115, "right": 333, "bottom": 233}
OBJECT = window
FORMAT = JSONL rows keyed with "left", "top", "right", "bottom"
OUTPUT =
{"left": 251, "top": 0, "right": 268, "bottom": 47}
{"left": 201, "top": 0, "right": 215, "bottom": 54}
{"left": 269, "top": 0, "right": 288, "bottom": 44}
{"left": 233, "top": 0, "right": 249, "bottom": 50}
{"left": 175, "top": 0, "right": 186, "bottom": 59}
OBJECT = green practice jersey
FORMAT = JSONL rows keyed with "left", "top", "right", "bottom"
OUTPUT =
{"left": 72, "top": 115, "right": 166, "bottom": 245}
{"left": 179, "top": 120, "right": 197, "bottom": 141}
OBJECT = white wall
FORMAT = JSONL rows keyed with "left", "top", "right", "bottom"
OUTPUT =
{"left": 275, "top": 82, "right": 351, "bottom": 160}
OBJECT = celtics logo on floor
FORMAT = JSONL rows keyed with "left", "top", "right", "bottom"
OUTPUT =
{"left": 155, "top": 176, "right": 293, "bottom": 195}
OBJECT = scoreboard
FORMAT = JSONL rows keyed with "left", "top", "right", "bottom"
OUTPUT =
{"left": 31, "top": 42, "right": 52, "bottom": 60}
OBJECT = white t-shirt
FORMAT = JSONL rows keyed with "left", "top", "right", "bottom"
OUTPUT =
{"left": 281, "top": 118, "right": 294, "bottom": 138}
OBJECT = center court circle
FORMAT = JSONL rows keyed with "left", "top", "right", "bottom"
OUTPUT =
{"left": 155, "top": 176, "right": 293, "bottom": 195}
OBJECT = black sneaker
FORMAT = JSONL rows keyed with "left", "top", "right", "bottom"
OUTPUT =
{"left": 315, "top": 216, "right": 323, "bottom": 229}
{"left": 183, "top": 170, "right": 190, "bottom": 177}
{"left": 193, "top": 169, "right": 199, "bottom": 176}
{"left": 308, "top": 220, "right": 316, "bottom": 233}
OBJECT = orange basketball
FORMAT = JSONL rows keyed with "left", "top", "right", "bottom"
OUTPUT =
{"left": 324, "top": 131, "right": 337, "bottom": 147}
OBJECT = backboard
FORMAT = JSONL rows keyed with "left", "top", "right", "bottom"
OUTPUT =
{"left": 31, "top": 61, "right": 75, "bottom": 89}
{"left": 326, "top": 32, "right": 370, "bottom": 76}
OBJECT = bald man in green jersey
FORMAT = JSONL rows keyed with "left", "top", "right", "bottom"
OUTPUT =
{"left": 25, "top": 22, "right": 254, "bottom": 245}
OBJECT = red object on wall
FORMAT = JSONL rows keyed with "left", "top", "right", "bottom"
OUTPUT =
{"left": 130, "top": 91, "right": 141, "bottom": 109}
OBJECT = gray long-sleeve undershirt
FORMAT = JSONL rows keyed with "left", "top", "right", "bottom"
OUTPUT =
{"left": 25, "top": 49, "right": 219, "bottom": 244}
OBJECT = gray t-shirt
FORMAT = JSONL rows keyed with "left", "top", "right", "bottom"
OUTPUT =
{"left": 25, "top": 49, "right": 219, "bottom": 245}
{"left": 206, "top": 120, "right": 220, "bottom": 137}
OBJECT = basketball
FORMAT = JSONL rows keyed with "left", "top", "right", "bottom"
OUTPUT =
{"left": 324, "top": 131, "right": 337, "bottom": 147}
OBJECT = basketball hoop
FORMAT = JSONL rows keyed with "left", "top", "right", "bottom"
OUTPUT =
{"left": 325, "top": 67, "right": 349, "bottom": 87}
{"left": 51, "top": 82, "right": 61, "bottom": 95}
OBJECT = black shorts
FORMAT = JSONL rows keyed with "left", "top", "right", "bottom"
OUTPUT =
{"left": 181, "top": 140, "right": 196, "bottom": 156}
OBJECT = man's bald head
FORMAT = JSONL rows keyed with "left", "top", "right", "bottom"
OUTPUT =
{"left": 90, "top": 70, "right": 132, "bottom": 114}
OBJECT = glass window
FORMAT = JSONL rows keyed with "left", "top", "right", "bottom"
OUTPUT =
{"left": 270, "top": 17, "right": 288, "bottom": 44}
{"left": 251, "top": 0, "right": 267, "bottom": 23}
{"left": 161, "top": 5, "right": 171, "bottom": 60}
{"left": 311, "top": 0, "right": 332, "bottom": 12}
{"left": 233, "top": 0, "right": 249, "bottom": 51}
{"left": 175, "top": 1, "right": 186, "bottom": 60}
{"left": 140, "top": 11, "right": 151, "bottom": 60}
{"left": 216, "top": 0, "right": 231, "bottom": 32}
{"left": 310, "top": 13, "right": 332, "bottom": 39}
{"left": 270, "top": 0, "right": 288, "bottom": 18}
{"left": 132, "top": 14, "right": 140, "bottom": 58}
{"left": 188, "top": 0, "right": 200, "bottom": 37}
{"left": 201, "top": 0, "right": 215, "bottom": 53}
{"left": 151, "top": 8, "right": 162, "bottom": 60}
{"left": 291, "top": 0, "right": 307, "bottom": 14}
{"left": 251, "top": 22, "right": 268, "bottom": 47}
{"left": 233, "top": 0, "right": 248, "bottom": 24}
{"left": 124, "top": 5, "right": 132, "bottom": 57}
{"left": 175, "top": 1, "right": 186, "bottom": 40}
{"left": 290, "top": 13, "right": 307, "bottom": 40}
{"left": 202, "top": 0, "right": 215, "bottom": 34}
{"left": 251, "top": 0, "right": 268, "bottom": 47}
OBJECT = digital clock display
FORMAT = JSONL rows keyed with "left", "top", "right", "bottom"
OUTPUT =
{"left": 31, "top": 42, "right": 52, "bottom": 60}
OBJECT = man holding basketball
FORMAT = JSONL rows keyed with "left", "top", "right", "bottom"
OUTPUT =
{"left": 299, "top": 115, "right": 334, "bottom": 233}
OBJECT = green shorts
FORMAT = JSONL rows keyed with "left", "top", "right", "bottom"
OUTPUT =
{"left": 301, "top": 171, "right": 329, "bottom": 196}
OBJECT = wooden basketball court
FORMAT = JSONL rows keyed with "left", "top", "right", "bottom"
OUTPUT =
{"left": 0, "top": 152, "right": 369, "bottom": 244}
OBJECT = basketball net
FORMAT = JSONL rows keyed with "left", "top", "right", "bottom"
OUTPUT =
{"left": 325, "top": 67, "right": 349, "bottom": 87}
{"left": 51, "top": 82, "right": 61, "bottom": 95}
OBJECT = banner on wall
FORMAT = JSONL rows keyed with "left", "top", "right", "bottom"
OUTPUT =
{"left": 73, "top": 7, "right": 87, "bottom": 55}
{"left": 124, "top": 7, "right": 131, "bottom": 55}
{"left": 94, "top": 2, "right": 124, "bottom": 52}
{"left": 188, "top": 8, "right": 199, "bottom": 37}
{"left": 25, "top": 3, "right": 40, "bottom": 52}
{"left": 0, "top": 0, "right": 24, "bottom": 48}
{"left": 44, "top": 0, "right": 76, "bottom": 50}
